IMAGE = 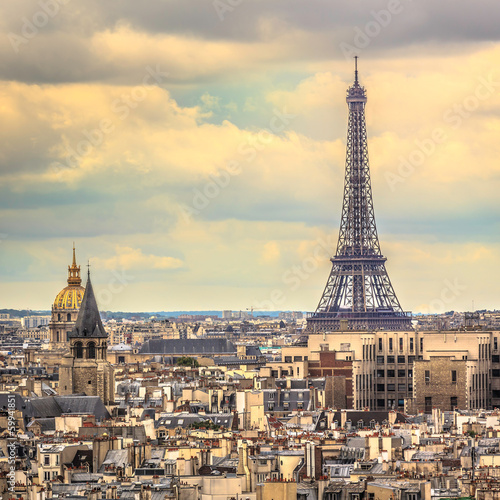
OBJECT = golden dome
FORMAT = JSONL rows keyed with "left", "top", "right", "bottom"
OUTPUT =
{"left": 53, "top": 244, "right": 85, "bottom": 310}
{"left": 54, "top": 285, "right": 85, "bottom": 310}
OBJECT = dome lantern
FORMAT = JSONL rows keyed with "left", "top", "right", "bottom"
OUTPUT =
{"left": 67, "top": 243, "right": 81, "bottom": 286}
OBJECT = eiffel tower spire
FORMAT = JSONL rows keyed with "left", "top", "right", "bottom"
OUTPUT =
{"left": 307, "top": 60, "right": 412, "bottom": 332}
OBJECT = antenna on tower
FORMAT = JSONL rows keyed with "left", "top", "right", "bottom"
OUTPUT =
{"left": 354, "top": 56, "right": 359, "bottom": 85}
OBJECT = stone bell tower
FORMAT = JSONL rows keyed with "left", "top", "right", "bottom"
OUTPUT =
{"left": 59, "top": 269, "right": 114, "bottom": 404}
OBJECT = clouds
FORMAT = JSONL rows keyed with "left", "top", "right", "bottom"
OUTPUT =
{"left": 0, "top": 1, "right": 499, "bottom": 312}
{"left": 3, "top": 1, "right": 500, "bottom": 86}
{"left": 93, "top": 246, "right": 183, "bottom": 271}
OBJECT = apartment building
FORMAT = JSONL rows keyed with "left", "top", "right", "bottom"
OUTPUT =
{"left": 305, "top": 329, "right": 500, "bottom": 411}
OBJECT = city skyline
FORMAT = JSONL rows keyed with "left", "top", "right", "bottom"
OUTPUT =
{"left": 1, "top": 1, "right": 500, "bottom": 313}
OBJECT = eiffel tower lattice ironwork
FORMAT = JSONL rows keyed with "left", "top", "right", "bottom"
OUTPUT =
{"left": 307, "top": 59, "right": 412, "bottom": 332}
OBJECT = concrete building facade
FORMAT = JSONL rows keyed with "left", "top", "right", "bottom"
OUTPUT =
{"left": 305, "top": 329, "right": 500, "bottom": 412}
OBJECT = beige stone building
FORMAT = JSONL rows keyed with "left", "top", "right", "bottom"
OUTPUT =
{"left": 59, "top": 272, "right": 114, "bottom": 405}
{"left": 412, "top": 357, "right": 467, "bottom": 413}
{"left": 304, "top": 328, "right": 500, "bottom": 411}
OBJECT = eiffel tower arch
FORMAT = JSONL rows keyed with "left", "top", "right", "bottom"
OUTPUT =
{"left": 307, "top": 59, "right": 412, "bottom": 332}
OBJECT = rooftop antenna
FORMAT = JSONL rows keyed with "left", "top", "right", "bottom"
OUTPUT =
{"left": 354, "top": 55, "right": 359, "bottom": 85}
{"left": 87, "top": 260, "right": 91, "bottom": 278}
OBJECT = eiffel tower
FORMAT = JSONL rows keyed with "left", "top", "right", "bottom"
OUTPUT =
{"left": 307, "top": 58, "right": 412, "bottom": 332}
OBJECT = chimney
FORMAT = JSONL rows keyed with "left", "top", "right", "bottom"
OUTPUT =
{"left": 341, "top": 410, "right": 347, "bottom": 429}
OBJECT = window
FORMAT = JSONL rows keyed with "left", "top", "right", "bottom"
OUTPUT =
{"left": 377, "top": 384, "right": 385, "bottom": 392}
{"left": 269, "top": 392, "right": 275, "bottom": 399}
{"left": 408, "top": 356, "right": 415, "bottom": 364}
{"left": 425, "top": 370, "right": 430, "bottom": 384}
{"left": 357, "top": 419, "right": 364, "bottom": 429}
{"left": 55, "top": 455, "right": 59, "bottom": 466}
{"left": 409, "top": 338, "right": 414, "bottom": 352}
{"left": 377, "top": 399, "right": 385, "bottom": 408}
{"left": 87, "top": 342, "right": 96, "bottom": 359}
{"left": 44, "top": 471, "right": 50, "bottom": 481}
{"left": 387, "top": 399, "right": 395, "bottom": 408}
{"left": 284, "top": 392, "right": 290, "bottom": 399}
{"left": 408, "top": 369, "right": 413, "bottom": 378}
{"left": 75, "top": 341, "right": 83, "bottom": 359}
{"left": 387, "top": 384, "right": 395, "bottom": 392}
{"left": 398, "top": 356, "right": 406, "bottom": 364}
{"left": 377, "top": 356, "right": 384, "bottom": 364}
{"left": 398, "top": 369, "right": 406, "bottom": 378}
{"left": 493, "top": 369, "right": 500, "bottom": 377}
{"left": 378, "top": 338, "right": 382, "bottom": 351}
{"left": 387, "top": 369, "right": 395, "bottom": 378}
{"left": 398, "top": 384, "right": 406, "bottom": 391}
{"left": 293, "top": 356, "right": 302, "bottom": 361}
{"left": 495, "top": 338, "right": 498, "bottom": 351}
{"left": 398, "top": 399, "right": 405, "bottom": 407}
{"left": 298, "top": 392, "right": 303, "bottom": 399}
{"left": 493, "top": 355, "right": 500, "bottom": 363}
{"left": 450, "top": 396, "right": 458, "bottom": 410}
{"left": 387, "top": 356, "right": 395, "bottom": 364}
{"left": 377, "top": 369, "right": 385, "bottom": 378}
{"left": 399, "top": 337, "right": 403, "bottom": 351}
{"left": 420, "top": 337, "right": 424, "bottom": 352}
{"left": 44, "top": 455, "right": 50, "bottom": 466}
{"left": 425, "top": 396, "right": 432, "bottom": 413}
{"left": 451, "top": 370, "right": 457, "bottom": 383}
{"left": 284, "top": 356, "right": 292, "bottom": 363}
{"left": 389, "top": 338, "right": 393, "bottom": 351}
{"left": 408, "top": 383, "right": 413, "bottom": 391}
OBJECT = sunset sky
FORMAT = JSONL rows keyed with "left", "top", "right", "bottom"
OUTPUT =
{"left": 1, "top": 0, "right": 500, "bottom": 313}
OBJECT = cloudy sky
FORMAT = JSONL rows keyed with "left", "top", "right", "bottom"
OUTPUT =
{"left": 1, "top": 0, "right": 500, "bottom": 313}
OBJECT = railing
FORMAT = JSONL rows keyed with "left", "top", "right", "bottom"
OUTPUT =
{"left": 306, "top": 311, "right": 412, "bottom": 319}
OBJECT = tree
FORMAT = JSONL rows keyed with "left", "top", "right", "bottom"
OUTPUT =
{"left": 176, "top": 356, "right": 199, "bottom": 368}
